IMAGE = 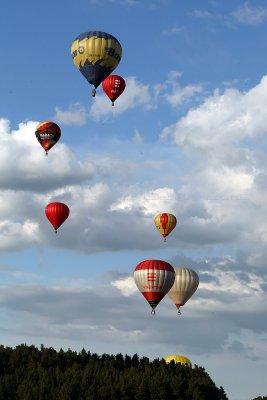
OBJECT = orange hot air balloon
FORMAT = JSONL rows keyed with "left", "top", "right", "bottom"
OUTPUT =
{"left": 35, "top": 121, "right": 61, "bottom": 155}
{"left": 45, "top": 202, "right": 69, "bottom": 233}
{"left": 154, "top": 213, "right": 177, "bottom": 241}
{"left": 102, "top": 75, "right": 126, "bottom": 105}
{"left": 134, "top": 260, "right": 175, "bottom": 314}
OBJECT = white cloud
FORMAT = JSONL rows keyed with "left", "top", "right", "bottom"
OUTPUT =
{"left": 166, "top": 83, "right": 203, "bottom": 107}
{"left": 154, "top": 71, "right": 203, "bottom": 108}
{"left": 0, "top": 119, "right": 94, "bottom": 192}
{"left": 109, "top": 187, "right": 177, "bottom": 216}
{"left": 2, "top": 76, "right": 267, "bottom": 253}
{"left": 0, "top": 118, "right": 181, "bottom": 252}
{"left": 157, "top": 75, "right": 267, "bottom": 248}
{"left": 90, "top": 77, "right": 153, "bottom": 120}
{"left": 0, "top": 220, "right": 39, "bottom": 251}
{"left": 54, "top": 103, "right": 87, "bottom": 126}
{"left": 232, "top": 3, "right": 267, "bottom": 25}
{"left": 161, "top": 76, "right": 267, "bottom": 150}
{"left": 111, "top": 276, "right": 136, "bottom": 296}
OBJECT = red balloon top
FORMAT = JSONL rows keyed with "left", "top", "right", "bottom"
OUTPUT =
{"left": 135, "top": 260, "right": 174, "bottom": 272}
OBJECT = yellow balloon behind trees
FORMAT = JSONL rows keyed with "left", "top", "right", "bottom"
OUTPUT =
{"left": 164, "top": 355, "right": 192, "bottom": 367}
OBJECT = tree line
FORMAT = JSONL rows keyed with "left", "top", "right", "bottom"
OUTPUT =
{"left": 0, "top": 343, "right": 259, "bottom": 400}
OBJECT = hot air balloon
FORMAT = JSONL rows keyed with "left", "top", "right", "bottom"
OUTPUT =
{"left": 168, "top": 268, "right": 199, "bottom": 314}
{"left": 102, "top": 75, "right": 126, "bottom": 105}
{"left": 35, "top": 121, "right": 61, "bottom": 155}
{"left": 71, "top": 31, "right": 122, "bottom": 96}
{"left": 134, "top": 260, "right": 175, "bottom": 315}
{"left": 164, "top": 354, "right": 192, "bottom": 367}
{"left": 154, "top": 213, "right": 177, "bottom": 241}
{"left": 45, "top": 202, "right": 70, "bottom": 233}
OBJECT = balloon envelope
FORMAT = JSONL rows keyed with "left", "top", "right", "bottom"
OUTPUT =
{"left": 45, "top": 202, "right": 69, "bottom": 232}
{"left": 154, "top": 213, "right": 177, "bottom": 240}
{"left": 168, "top": 267, "right": 199, "bottom": 310}
{"left": 102, "top": 75, "right": 126, "bottom": 105}
{"left": 35, "top": 121, "right": 61, "bottom": 154}
{"left": 71, "top": 31, "right": 122, "bottom": 93}
{"left": 134, "top": 260, "right": 175, "bottom": 313}
{"left": 164, "top": 354, "right": 192, "bottom": 367}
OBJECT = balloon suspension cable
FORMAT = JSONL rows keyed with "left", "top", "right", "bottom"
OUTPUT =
{"left": 92, "top": 88, "right": 96, "bottom": 97}
{"left": 151, "top": 309, "right": 156, "bottom": 315}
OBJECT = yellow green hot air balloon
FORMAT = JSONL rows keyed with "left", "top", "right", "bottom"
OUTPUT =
{"left": 164, "top": 355, "right": 192, "bottom": 367}
{"left": 71, "top": 31, "right": 122, "bottom": 96}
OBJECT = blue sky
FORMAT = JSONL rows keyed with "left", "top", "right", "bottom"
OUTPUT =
{"left": 0, "top": 1, "right": 267, "bottom": 399}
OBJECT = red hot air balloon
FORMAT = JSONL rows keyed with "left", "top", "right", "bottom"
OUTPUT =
{"left": 45, "top": 202, "right": 69, "bottom": 233}
{"left": 134, "top": 260, "right": 175, "bottom": 314}
{"left": 102, "top": 75, "right": 126, "bottom": 106}
{"left": 35, "top": 121, "right": 61, "bottom": 155}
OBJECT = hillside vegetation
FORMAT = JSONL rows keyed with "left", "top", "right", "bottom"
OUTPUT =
{"left": 0, "top": 344, "right": 229, "bottom": 400}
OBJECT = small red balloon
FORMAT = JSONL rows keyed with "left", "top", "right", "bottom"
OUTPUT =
{"left": 45, "top": 202, "right": 69, "bottom": 233}
{"left": 102, "top": 75, "right": 126, "bottom": 106}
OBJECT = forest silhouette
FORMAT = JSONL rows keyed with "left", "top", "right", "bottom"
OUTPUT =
{"left": 0, "top": 344, "right": 229, "bottom": 400}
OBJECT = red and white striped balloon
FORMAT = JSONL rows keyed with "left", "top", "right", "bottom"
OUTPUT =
{"left": 134, "top": 260, "right": 175, "bottom": 314}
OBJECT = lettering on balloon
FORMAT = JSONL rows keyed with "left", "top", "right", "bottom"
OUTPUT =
{"left": 105, "top": 47, "right": 121, "bottom": 62}
{"left": 143, "top": 272, "right": 160, "bottom": 289}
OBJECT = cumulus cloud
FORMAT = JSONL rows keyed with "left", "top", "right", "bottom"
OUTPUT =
{"left": 161, "top": 76, "right": 267, "bottom": 149}
{"left": 109, "top": 187, "right": 177, "bottom": 216}
{"left": 111, "top": 276, "right": 136, "bottom": 296}
{"left": 232, "top": 3, "right": 267, "bottom": 25}
{"left": 0, "top": 117, "right": 180, "bottom": 252}
{"left": 0, "top": 220, "right": 39, "bottom": 251}
{"left": 157, "top": 75, "right": 267, "bottom": 248}
{"left": 90, "top": 77, "right": 153, "bottom": 120}
{"left": 0, "top": 119, "right": 94, "bottom": 192}
{"left": 54, "top": 103, "right": 87, "bottom": 126}
{"left": 2, "top": 76, "right": 267, "bottom": 253}
{"left": 155, "top": 71, "right": 203, "bottom": 108}
{"left": 166, "top": 83, "right": 203, "bottom": 107}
